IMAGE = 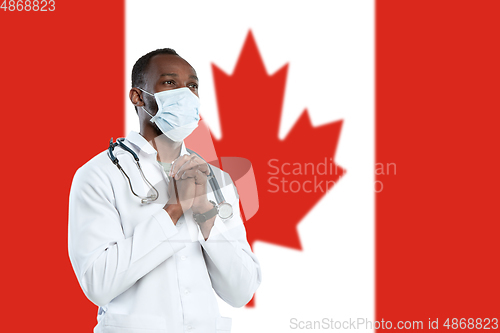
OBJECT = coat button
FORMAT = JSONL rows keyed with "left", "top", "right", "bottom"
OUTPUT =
{"left": 181, "top": 255, "right": 187, "bottom": 260}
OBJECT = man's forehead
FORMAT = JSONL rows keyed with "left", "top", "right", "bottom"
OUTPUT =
{"left": 146, "top": 54, "right": 197, "bottom": 78}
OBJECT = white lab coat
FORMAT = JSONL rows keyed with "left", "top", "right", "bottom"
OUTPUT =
{"left": 68, "top": 131, "right": 261, "bottom": 333}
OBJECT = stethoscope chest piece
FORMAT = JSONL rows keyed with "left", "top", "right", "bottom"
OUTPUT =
{"left": 217, "top": 202, "right": 233, "bottom": 220}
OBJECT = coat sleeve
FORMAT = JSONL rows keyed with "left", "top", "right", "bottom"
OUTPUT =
{"left": 68, "top": 162, "right": 186, "bottom": 307}
{"left": 198, "top": 173, "right": 262, "bottom": 308}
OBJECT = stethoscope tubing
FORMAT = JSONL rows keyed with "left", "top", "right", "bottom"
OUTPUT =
{"left": 108, "top": 138, "right": 227, "bottom": 205}
{"left": 186, "top": 148, "right": 226, "bottom": 205}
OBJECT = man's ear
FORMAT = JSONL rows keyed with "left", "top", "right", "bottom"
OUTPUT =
{"left": 129, "top": 88, "right": 145, "bottom": 109}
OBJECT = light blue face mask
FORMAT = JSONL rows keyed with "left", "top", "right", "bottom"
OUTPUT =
{"left": 138, "top": 87, "right": 200, "bottom": 142}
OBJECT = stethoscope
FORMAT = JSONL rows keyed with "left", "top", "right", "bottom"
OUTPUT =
{"left": 107, "top": 138, "right": 233, "bottom": 219}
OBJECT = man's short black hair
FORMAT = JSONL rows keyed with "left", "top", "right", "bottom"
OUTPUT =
{"left": 131, "top": 48, "right": 179, "bottom": 88}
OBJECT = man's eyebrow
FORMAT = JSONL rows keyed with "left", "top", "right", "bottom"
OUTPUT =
{"left": 159, "top": 73, "right": 198, "bottom": 81}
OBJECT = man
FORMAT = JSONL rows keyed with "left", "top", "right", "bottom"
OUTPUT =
{"left": 68, "top": 48, "right": 261, "bottom": 333}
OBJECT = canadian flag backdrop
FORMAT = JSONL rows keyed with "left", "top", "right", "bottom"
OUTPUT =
{"left": 1, "top": 1, "right": 499, "bottom": 332}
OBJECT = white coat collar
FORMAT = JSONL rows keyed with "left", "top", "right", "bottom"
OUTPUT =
{"left": 125, "top": 131, "right": 189, "bottom": 157}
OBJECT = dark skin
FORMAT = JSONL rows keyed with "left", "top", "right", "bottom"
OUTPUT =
{"left": 129, "top": 54, "right": 215, "bottom": 239}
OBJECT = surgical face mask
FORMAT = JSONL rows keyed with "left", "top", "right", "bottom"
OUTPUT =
{"left": 138, "top": 87, "right": 200, "bottom": 142}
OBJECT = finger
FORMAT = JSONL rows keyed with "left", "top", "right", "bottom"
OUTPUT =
{"left": 171, "top": 178, "right": 179, "bottom": 204}
{"left": 180, "top": 169, "right": 207, "bottom": 183}
{"left": 174, "top": 158, "right": 197, "bottom": 180}
{"left": 169, "top": 155, "right": 190, "bottom": 177}
{"left": 170, "top": 154, "right": 190, "bottom": 176}
{"left": 189, "top": 155, "right": 210, "bottom": 175}
{"left": 175, "top": 156, "right": 209, "bottom": 180}
{"left": 193, "top": 169, "right": 208, "bottom": 185}
{"left": 179, "top": 168, "right": 197, "bottom": 179}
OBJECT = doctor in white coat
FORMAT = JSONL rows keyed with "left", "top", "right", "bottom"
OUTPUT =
{"left": 68, "top": 48, "right": 261, "bottom": 333}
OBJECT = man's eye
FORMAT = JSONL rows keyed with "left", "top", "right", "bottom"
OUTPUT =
{"left": 164, "top": 80, "right": 175, "bottom": 85}
{"left": 188, "top": 83, "right": 198, "bottom": 89}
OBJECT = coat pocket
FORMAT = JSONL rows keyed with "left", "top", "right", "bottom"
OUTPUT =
{"left": 216, "top": 316, "right": 232, "bottom": 332}
{"left": 102, "top": 313, "right": 167, "bottom": 332}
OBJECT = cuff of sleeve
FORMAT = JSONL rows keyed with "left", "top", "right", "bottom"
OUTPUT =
{"left": 153, "top": 209, "right": 188, "bottom": 254}
{"left": 198, "top": 215, "right": 238, "bottom": 246}
{"left": 152, "top": 209, "right": 179, "bottom": 239}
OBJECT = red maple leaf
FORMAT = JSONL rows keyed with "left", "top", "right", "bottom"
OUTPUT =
{"left": 212, "top": 30, "right": 345, "bottom": 247}
{"left": 190, "top": 31, "right": 345, "bottom": 306}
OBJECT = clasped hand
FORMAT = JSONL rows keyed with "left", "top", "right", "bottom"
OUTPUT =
{"left": 165, "top": 154, "right": 213, "bottom": 216}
